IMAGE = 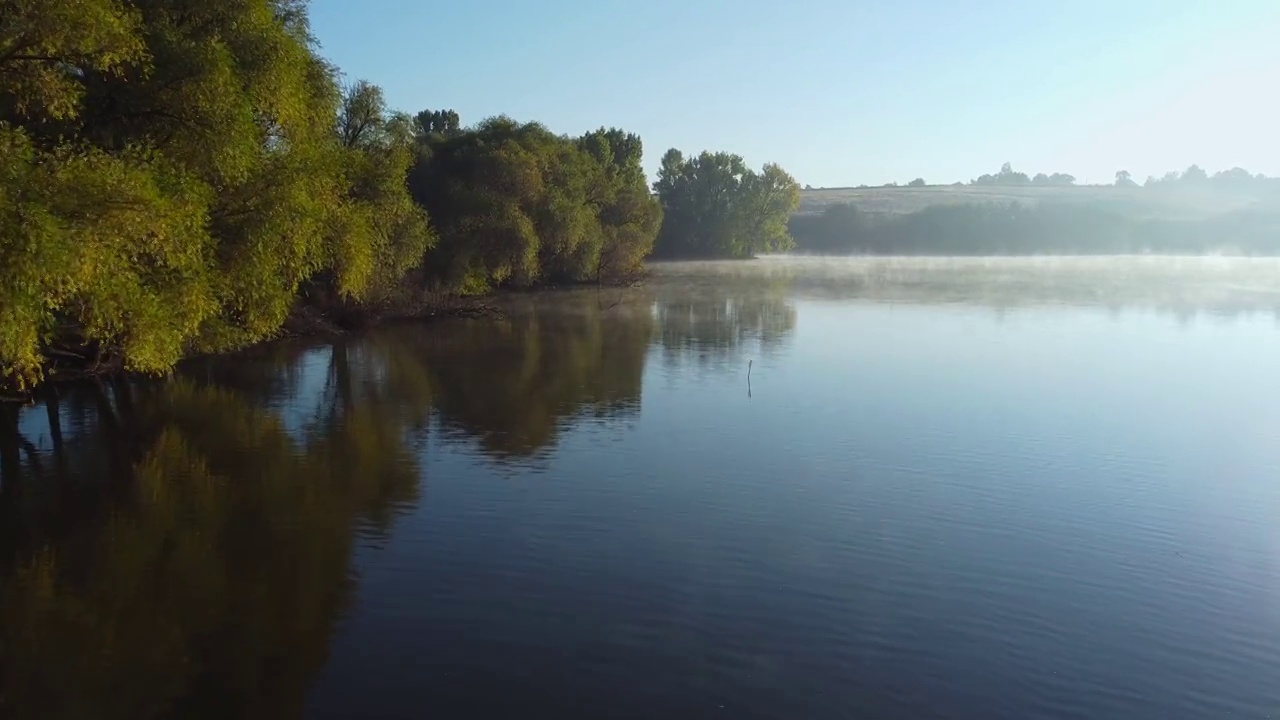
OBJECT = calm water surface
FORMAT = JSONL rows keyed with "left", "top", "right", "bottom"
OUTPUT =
{"left": 2, "top": 257, "right": 1279, "bottom": 719}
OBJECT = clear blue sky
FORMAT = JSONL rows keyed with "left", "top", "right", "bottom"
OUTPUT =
{"left": 309, "top": 0, "right": 1279, "bottom": 187}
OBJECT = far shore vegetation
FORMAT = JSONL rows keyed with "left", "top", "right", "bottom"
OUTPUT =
{"left": 790, "top": 163, "right": 1279, "bottom": 256}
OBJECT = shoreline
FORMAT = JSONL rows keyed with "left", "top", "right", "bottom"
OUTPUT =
{"left": 0, "top": 294, "right": 508, "bottom": 405}
{"left": 8, "top": 254, "right": 1277, "bottom": 403}
{"left": 1, "top": 278, "right": 651, "bottom": 404}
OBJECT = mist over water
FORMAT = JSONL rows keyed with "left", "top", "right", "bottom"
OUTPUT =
{"left": 660, "top": 255, "right": 1280, "bottom": 309}
{"left": 3, "top": 257, "right": 1279, "bottom": 719}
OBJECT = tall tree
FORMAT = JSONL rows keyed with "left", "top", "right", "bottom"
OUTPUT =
{"left": 0, "top": 0, "right": 431, "bottom": 390}
{"left": 408, "top": 117, "right": 659, "bottom": 291}
{"left": 324, "top": 81, "right": 433, "bottom": 301}
{"left": 652, "top": 150, "right": 800, "bottom": 259}
{"left": 337, "top": 80, "right": 387, "bottom": 149}
{"left": 413, "top": 109, "right": 461, "bottom": 138}
{"left": 578, "top": 128, "right": 662, "bottom": 282}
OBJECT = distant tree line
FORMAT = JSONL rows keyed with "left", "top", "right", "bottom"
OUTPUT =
{"left": 789, "top": 201, "right": 1280, "bottom": 255}
{"left": 0, "top": 0, "right": 798, "bottom": 392}
{"left": 1133, "top": 164, "right": 1277, "bottom": 190}
{"left": 970, "top": 163, "right": 1077, "bottom": 187}
{"left": 824, "top": 164, "right": 1276, "bottom": 191}
{"left": 968, "top": 163, "right": 1275, "bottom": 189}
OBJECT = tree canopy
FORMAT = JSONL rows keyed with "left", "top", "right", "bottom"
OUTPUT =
{"left": 4, "top": 0, "right": 751, "bottom": 392}
{"left": 407, "top": 117, "right": 661, "bottom": 291}
{"left": 652, "top": 150, "right": 800, "bottom": 259}
{"left": 0, "top": 0, "right": 431, "bottom": 390}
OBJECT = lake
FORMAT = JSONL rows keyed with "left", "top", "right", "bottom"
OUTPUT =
{"left": 2, "top": 257, "right": 1279, "bottom": 719}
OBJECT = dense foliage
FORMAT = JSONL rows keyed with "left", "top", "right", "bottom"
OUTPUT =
{"left": 652, "top": 149, "right": 801, "bottom": 259}
{"left": 5, "top": 0, "right": 766, "bottom": 392}
{"left": 408, "top": 119, "right": 661, "bottom": 291}
{"left": 0, "top": 0, "right": 433, "bottom": 390}
{"left": 790, "top": 201, "right": 1280, "bottom": 255}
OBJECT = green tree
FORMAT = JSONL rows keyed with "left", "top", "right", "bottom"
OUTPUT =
{"left": 0, "top": 0, "right": 145, "bottom": 122}
{"left": 323, "top": 80, "right": 433, "bottom": 302}
{"left": 1, "top": 127, "right": 215, "bottom": 388}
{"left": 907, "top": 177, "right": 926, "bottom": 187}
{"left": 578, "top": 128, "right": 662, "bottom": 282}
{"left": 336, "top": 80, "right": 388, "bottom": 149}
{"left": 410, "top": 116, "right": 559, "bottom": 290}
{"left": 413, "top": 108, "right": 461, "bottom": 137}
{"left": 408, "top": 117, "right": 659, "bottom": 291}
{"left": 1, "top": 1, "right": 431, "bottom": 391}
{"left": 0, "top": 0, "right": 211, "bottom": 388}
{"left": 652, "top": 149, "right": 800, "bottom": 259}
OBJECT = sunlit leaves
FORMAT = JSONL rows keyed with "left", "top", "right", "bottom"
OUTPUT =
{"left": 0, "top": 2, "right": 433, "bottom": 389}
{"left": 0, "top": 0, "right": 145, "bottom": 122}
{"left": 1, "top": 0, "right": 680, "bottom": 391}
{"left": 0, "top": 126, "right": 214, "bottom": 388}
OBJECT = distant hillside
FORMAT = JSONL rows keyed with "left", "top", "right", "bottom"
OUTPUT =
{"left": 798, "top": 184, "right": 1276, "bottom": 221}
